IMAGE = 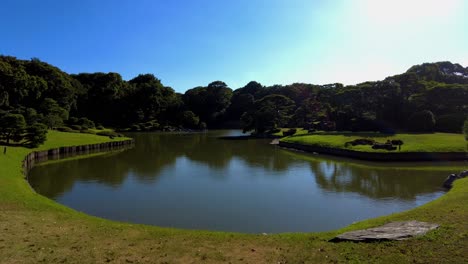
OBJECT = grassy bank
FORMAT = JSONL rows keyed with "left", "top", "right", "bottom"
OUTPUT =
{"left": 271, "top": 128, "right": 309, "bottom": 137}
{"left": 0, "top": 131, "right": 467, "bottom": 263}
{"left": 281, "top": 132, "right": 467, "bottom": 153}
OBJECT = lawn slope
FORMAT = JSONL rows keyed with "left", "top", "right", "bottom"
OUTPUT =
{"left": 0, "top": 131, "right": 467, "bottom": 263}
{"left": 281, "top": 132, "right": 466, "bottom": 153}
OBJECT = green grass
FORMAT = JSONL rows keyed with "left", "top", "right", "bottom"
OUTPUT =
{"left": 0, "top": 130, "right": 467, "bottom": 263}
{"left": 282, "top": 132, "right": 467, "bottom": 153}
{"left": 270, "top": 128, "right": 309, "bottom": 137}
{"left": 88, "top": 127, "right": 114, "bottom": 133}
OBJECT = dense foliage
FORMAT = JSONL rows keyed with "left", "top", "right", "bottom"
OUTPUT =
{"left": 407, "top": 110, "right": 436, "bottom": 132}
{"left": 0, "top": 112, "right": 47, "bottom": 148}
{"left": 0, "top": 55, "right": 467, "bottom": 147}
{"left": 464, "top": 119, "right": 468, "bottom": 140}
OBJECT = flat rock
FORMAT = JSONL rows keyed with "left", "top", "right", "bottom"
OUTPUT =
{"left": 331, "top": 221, "right": 439, "bottom": 242}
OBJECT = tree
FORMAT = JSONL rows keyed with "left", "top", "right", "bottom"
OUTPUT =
{"left": 180, "top": 111, "right": 200, "bottom": 128}
{"left": 39, "top": 98, "right": 68, "bottom": 128}
{"left": 240, "top": 112, "right": 255, "bottom": 133}
{"left": 238, "top": 81, "right": 264, "bottom": 98}
{"left": 407, "top": 110, "right": 436, "bottom": 132}
{"left": 73, "top": 72, "right": 126, "bottom": 125}
{"left": 183, "top": 81, "right": 233, "bottom": 126}
{"left": 24, "top": 58, "right": 80, "bottom": 109}
{"left": 241, "top": 94, "right": 295, "bottom": 134}
{"left": 226, "top": 92, "right": 254, "bottom": 122}
{"left": 435, "top": 113, "right": 466, "bottom": 133}
{"left": 24, "top": 123, "right": 47, "bottom": 148}
{"left": 291, "top": 97, "right": 327, "bottom": 129}
{"left": 125, "top": 74, "right": 180, "bottom": 126}
{"left": 0, "top": 113, "right": 26, "bottom": 144}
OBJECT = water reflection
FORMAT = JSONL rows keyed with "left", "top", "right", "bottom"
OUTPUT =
{"left": 30, "top": 131, "right": 458, "bottom": 200}
{"left": 28, "top": 130, "right": 464, "bottom": 232}
{"left": 311, "top": 161, "right": 444, "bottom": 200}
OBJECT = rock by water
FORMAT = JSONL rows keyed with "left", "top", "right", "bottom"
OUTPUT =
{"left": 331, "top": 221, "right": 439, "bottom": 242}
{"left": 443, "top": 170, "right": 468, "bottom": 189}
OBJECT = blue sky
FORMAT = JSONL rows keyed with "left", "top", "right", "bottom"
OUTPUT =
{"left": 1, "top": 0, "right": 467, "bottom": 92}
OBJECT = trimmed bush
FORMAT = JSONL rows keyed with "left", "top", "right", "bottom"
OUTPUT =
{"left": 70, "top": 125, "right": 82, "bottom": 131}
{"left": 66, "top": 117, "right": 95, "bottom": 129}
{"left": 372, "top": 142, "right": 397, "bottom": 151}
{"left": 80, "top": 129, "right": 96, "bottom": 135}
{"left": 56, "top": 126, "right": 74, "bottom": 132}
{"left": 345, "top": 138, "right": 375, "bottom": 147}
{"left": 407, "top": 110, "right": 436, "bottom": 132}
{"left": 391, "top": 139, "right": 404, "bottom": 146}
{"left": 96, "top": 125, "right": 105, "bottom": 130}
{"left": 79, "top": 117, "right": 95, "bottom": 129}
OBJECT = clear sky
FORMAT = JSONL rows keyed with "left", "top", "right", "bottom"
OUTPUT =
{"left": 1, "top": 0, "right": 467, "bottom": 92}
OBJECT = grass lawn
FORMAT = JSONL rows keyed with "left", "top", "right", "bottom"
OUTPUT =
{"left": 281, "top": 132, "right": 467, "bottom": 153}
{"left": 0, "top": 131, "right": 467, "bottom": 263}
{"left": 270, "top": 128, "right": 309, "bottom": 137}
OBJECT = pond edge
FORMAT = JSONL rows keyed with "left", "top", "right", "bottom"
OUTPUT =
{"left": 22, "top": 139, "right": 135, "bottom": 175}
{"left": 279, "top": 141, "right": 467, "bottom": 161}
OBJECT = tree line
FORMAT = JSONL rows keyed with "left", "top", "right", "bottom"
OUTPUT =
{"left": 1, "top": 55, "right": 467, "bottom": 147}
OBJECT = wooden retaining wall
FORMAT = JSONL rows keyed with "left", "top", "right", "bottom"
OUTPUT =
{"left": 22, "top": 139, "right": 135, "bottom": 174}
{"left": 279, "top": 141, "right": 468, "bottom": 161}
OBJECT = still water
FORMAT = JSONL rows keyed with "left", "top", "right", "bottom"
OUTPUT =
{"left": 28, "top": 130, "right": 461, "bottom": 233}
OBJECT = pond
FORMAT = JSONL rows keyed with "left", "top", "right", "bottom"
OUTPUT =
{"left": 28, "top": 130, "right": 463, "bottom": 233}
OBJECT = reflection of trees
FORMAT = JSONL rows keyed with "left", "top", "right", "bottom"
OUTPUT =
{"left": 118, "top": 133, "right": 188, "bottom": 180}
{"left": 29, "top": 153, "right": 131, "bottom": 199}
{"left": 29, "top": 131, "right": 301, "bottom": 198}
{"left": 185, "top": 137, "right": 293, "bottom": 172}
{"left": 229, "top": 141, "right": 293, "bottom": 172}
{"left": 28, "top": 131, "right": 452, "bottom": 202}
{"left": 311, "top": 161, "right": 445, "bottom": 200}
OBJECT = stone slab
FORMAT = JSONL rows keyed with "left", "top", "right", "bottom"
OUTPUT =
{"left": 331, "top": 221, "right": 439, "bottom": 242}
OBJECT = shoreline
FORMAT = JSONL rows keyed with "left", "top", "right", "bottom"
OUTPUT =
{"left": 279, "top": 141, "right": 468, "bottom": 161}
{"left": 2, "top": 132, "right": 468, "bottom": 262}
{"left": 22, "top": 139, "right": 135, "bottom": 174}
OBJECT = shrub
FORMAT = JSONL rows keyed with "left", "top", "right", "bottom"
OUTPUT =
{"left": 198, "top": 122, "right": 207, "bottom": 130}
{"left": 78, "top": 117, "right": 95, "bottom": 129}
{"left": 391, "top": 139, "right": 404, "bottom": 146}
{"left": 270, "top": 128, "right": 281, "bottom": 134}
{"left": 180, "top": 111, "right": 199, "bottom": 128}
{"left": 67, "top": 117, "right": 95, "bottom": 129}
{"left": 56, "top": 126, "right": 74, "bottom": 132}
{"left": 68, "top": 117, "right": 79, "bottom": 125}
{"left": 130, "top": 124, "right": 140, "bottom": 131}
{"left": 372, "top": 142, "right": 397, "bottom": 151}
{"left": 407, "top": 110, "right": 436, "bottom": 132}
{"left": 435, "top": 113, "right": 466, "bottom": 133}
{"left": 70, "top": 125, "right": 82, "bottom": 131}
{"left": 282, "top": 128, "right": 297, "bottom": 137}
{"left": 138, "top": 123, "right": 152, "bottom": 131}
{"left": 345, "top": 138, "right": 375, "bottom": 147}
{"left": 80, "top": 129, "right": 96, "bottom": 135}
{"left": 96, "top": 125, "right": 105, "bottom": 130}
{"left": 96, "top": 131, "right": 119, "bottom": 137}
